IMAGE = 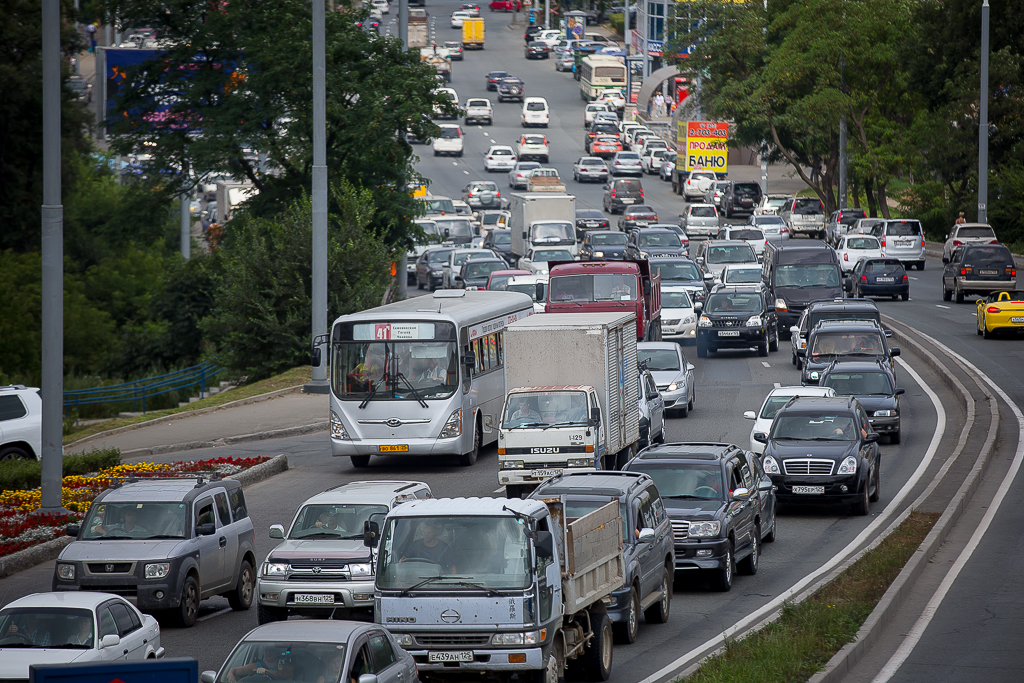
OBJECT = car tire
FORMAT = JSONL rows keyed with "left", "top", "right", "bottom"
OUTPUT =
{"left": 0, "top": 445, "right": 31, "bottom": 461}
{"left": 758, "top": 341, "right": 769, "bottom": 357}
{"left": 983, "top": 324, "right": 992, "bottom": 339}
{"left": 678, "top": 401, "right": 688, "bottom": 418}
{"left": 792, "top": 351, "right": 797, "bottom": 366}
{"left": 890, "top": 428, "right": 901, "bottom": 444}
{"left": 226, "top": 560, "right": 255, "bottom": 611}
{"left": 918, "top": 261, "right": 925, "bottom": 271}
{"left": 942, "top": 282, "right": 952, "bottom": 301}
{"left": 954, "top": 285, "right": 965, "bottom": 304}
{"left": 709, "top": 540, "right": 734, "bottom": 592}
{"left": 257, "top": 603, "right": 287, "bottom": 625}
{"left": 769, "top": 331, "right": 779, "bottom": 352}
{"left": 613, "top": 585, "right": 640, "bottom": 643}
{"left": 870, "top": 461, "right": 881, "bottom": 502}
{"left": 738, "top": 527, "right": 759, "bottom": 575}
{"left": 853, "top": 467, "right": 872, "bottom": 515}
{"left": 697, "top": 343, "right": 708, "bottom": 358}
{"left": 644, "top": 565, "right": 672, "bottom": 624}
{"left": 764, "top": 513, "right": 777, "bottom": 543}
{"left": 458, "top": 419, "right": 481, "bottom": 466}
{"left": 505, "top": 484, "right": 523, "bottom": 499}
{"left": 350, "top": 455, "right": 371, "bottom": 468}
{"left": 174, "top": 575, "right": 200, "bottom": 627}
{"left": 578, "top": 610, "right": 613, "bottom": 681}
{"left": 901, "top": 292, "right": 909, "bottom": 301}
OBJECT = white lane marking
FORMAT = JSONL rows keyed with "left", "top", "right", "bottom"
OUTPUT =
{"left": 452, "top": 161, "right": 458, "bottom": 166}
{"left": 910, "top": 276, "right": 919, "bottom": 280}
{"left": 196, "top": 607, "right": 232, "bottom": 623}
{"left": 936, "top": 304, "right": 950, "bottom": 309}
{"left": 761, "top": 361, "right": 770, "bottom": 368}
{"left": 872, "top": 342, "right": 1024, "bottom": 682}
{"left": 638, "top": 354, "right": 946, "bottom": 683}
{"left": 493, "top": 487, "right": 505, "bottom": 494}
{"left": 490, "top": 139, "right": 497, "bottom": 144}
{"left": 463, "top": 170, "right": 469, "bottom": 174}
{"left": 774, "top": 382, "right": 781, "bottom": 388}
{"left": 972, "top": 312, "right": 977, "bottom": 317}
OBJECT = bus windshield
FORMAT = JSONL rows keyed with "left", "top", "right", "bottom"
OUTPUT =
{"left": 332, "top": 329, "right": 460, "bottom": 401}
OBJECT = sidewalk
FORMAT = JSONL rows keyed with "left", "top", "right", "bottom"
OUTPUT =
{"left": 68, "top": 391, "right": 328, "bottom": 458}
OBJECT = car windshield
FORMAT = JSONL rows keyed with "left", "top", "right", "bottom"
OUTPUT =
{"left": 706, "top": 244, "right": 756, "bottom": 264}
{"left": 792, "top": 198, "right": 823, "bottom": 215}
{"left": 822, "top": 372, "right": 893, "bottom": 395}
{"left": 533, "top": 222, "right": 574, "bottom": 242}
{"left": 434, "top": 219, "right": 473, "bottom": 240}
{"left": 654, "top": 262, "right": 700, "bottom": 282}
{"left": 590, "top": 232, "right": 626, "bottom": 245}
{"left": 965, "top": 246, "right": 1012, "bottom": 266}
{"left": 957, "top": 226, "right": 996, "bottom": 238}
{"left": 507, "top": 281, "right": 544, "bottom": 301}
{"left": 491, "top": 231, "right": 511, "bottom": 244}
{"left": 217, "top": 642, "right": 347, "bottom": 683}
{"left": 706, "top": 292, "right": 762, "bottom": 313}
{"left": 810, "top": 332, "right": 883, "bottom": 357}
{"left": 465, "top": 261, "right": 505, "bottom": 279}
{"left": 289, "top": 504, "right": 388, "bottom": 539}
{"left": 730, "top": 229, "right": 763, "bottom": 241}
{"left": 847, "top": 237, "right": 880, "bottom": 249}
{"left": 690, "top": 206, "right": 717, "bottom": 218}
{"left": 772, "top": 414, "right": 859, "bottom": 441}
{"left": 427, "top": 249, "right": 453, "bottom": 263}
{"left": 81, "top": 502, "right": 188, "bottom": 540}
{"left": 532, "top": 249, "right": 572, "bottom": 262}
{"left": 453, "top": 251, "right": 488, "bottom": 266}
{"left": 662, "top": 290, "right": 692, "bottom": 308}
{"left": 864, "top": 260, "right": 903, "bottom": 274}
{"left": 0, "top": 607, "right": 95, "bottom": 649}
{"left": 377, "top": 515, "right": 531, "bottom": 590}
{"left": 724, "top": 268, "right": 762, "bottom": 284}
{"left": 502, "top": 390, "right": 588, "bottom": 428}
{"left": 776, "top": 264, "right": 841, "bottom": 288}
{"left": 421, "top": 198, "right": 455, "bottom": 214}
{"left": 885, "top": 221, "right": 921, "bottom": 236}
{"left": 639, "top": 349, "right": 680, "bottom": 371}
{"left": 760, "top": 395, "right": 799, "bottom": 419}
{"left": 629, "top": 463, "right": 725, "bottom": 500}
{"left": 549, "top": 273, "right": 637, "bottom": 302}
{"left": 331, "top": 333, "right": 459, "bottom": 402}
{"left": 640, "top": 233, "right": 680, "bottom": 248}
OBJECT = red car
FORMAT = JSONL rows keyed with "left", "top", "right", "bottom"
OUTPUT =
{"left": 590, "top": 135, "right": 623, "bottom": 158}
{"left": 489, "top": 0, "right": 515, "bottom": 10}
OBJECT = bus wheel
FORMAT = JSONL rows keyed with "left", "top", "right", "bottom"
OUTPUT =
{"left": 350, "top": 455, "right": 370, "bottom": 468}
{"left": 458, "top": 419, "right": 481, "bottom": 466}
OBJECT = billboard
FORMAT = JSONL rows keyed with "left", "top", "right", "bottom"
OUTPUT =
{"left": 31, "top": 658, "right": 198, "bottom": 683}
{"left": 681, "top": 120, "right": 729, "bottom": 173}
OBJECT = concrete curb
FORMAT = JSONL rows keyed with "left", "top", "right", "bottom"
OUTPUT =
{"left": 120, "top": 422, "right": 328, "bottom": 459}
{"left": 67, "top": 384, "right": 308, "bottom": 450}
{"left": 807, "top": 321, "right": 1000, "bottom": 683}
{"left": 0, "top": 454, "right": 290, "bottom": 580}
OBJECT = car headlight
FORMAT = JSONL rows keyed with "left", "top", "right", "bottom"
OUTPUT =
{"left": 263, "top": 562, "right": 288, "bottom": 577}
{"left": 698, "top": 316, "right": 712, "bottom": 328}
{"left": 746, "top": 315, "right": 762, "bottom": 327}
{"left": 809, "top": 371, "right": 820, "bottom": 380}
{"left": 667, "top": 383, "right": 678, "bottom": 392}
{"left": 540, "top": 268, "right": 548, "bottom": 275}
{"left": 687, "top": 520, "right": 722, "bottom": 538}
{"left": 57, "top": 563, "right": 75, "bottom": 580}
{"left": 640, "top": 251, "right": 650, "bottom": 258}
{"left": 762, "top": 455, "right": 780, "bottom": 475}
{"left": 838, "top": 456, "right": 858, "bottom": 475}
{"left": 594, "top": 251, "right": 604, "bottom": 257}
{"left": 439, "top": 408, "right": 463, "bottom": 439}
{"left": 144, "top": 562, "right": 170, "bottom": 579}
{"left": 682, "top": 315, "right": 696, "bottom": 324}
{"left": 503, "top": 460, "right": 525, "bottom": 469}
{"left": 349, "top": 563, "right": 372, "bottom": 578}
{"left": 873, "top": 409, "right": 895, "bottom": 417}
{"left": 492, "top": 631, "right": 541, "bottom": 645}
{"left": 397, "top": 634, "right": 414, "bottom": 647}
{"left": 567, "top": 458, "right": 591, "bottom": 468}
{"left": 775, "top": 298, "right": 788, "bottom": 311}
{"left": 330, "top": 410, "right": 349, "bottom": 440}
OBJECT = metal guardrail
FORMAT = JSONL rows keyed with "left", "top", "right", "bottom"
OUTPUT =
{"left": 63, "top": 358, "right": 225, "bottom": 415}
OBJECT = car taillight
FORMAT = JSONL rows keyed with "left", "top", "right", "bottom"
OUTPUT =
{"left": 639, "top": 190, "right": 643, "bottom": 198}
{"left": 611, "top": 189, "right": 616, "bottom": 197}
{"left": 960, "top": 268, "right": 969, "bottom": 275}
{"left": 1009, "top": 268, "right": 1017, "bottom": 277}
{"left": 902, "top": 274, "right": 908, "bottom": 281}
{"left": 990, "top": 239, "right": 1000, "bottom": 244}
{"left": 988, "top": 306, "right": 1001, "bottom": 313}
{"left": 496, "top": 192, "right": 500, "bottom": 197}
{"left": 844, "top": 253, "right": 848, "bottom": 261}
{"left": 615, "top": 161, "right": 621, "bottom": 165}
{"left": 881, "top": 238, "right": 886, "bottom": 247}
{"left": 953, "top": 240, "right": 963, "bottom": 246}
{"left": 861, "top": 275, "right": 868, "bottom": 282}
{"left": 921, "top": 237, "right": 925, "bottom": 247}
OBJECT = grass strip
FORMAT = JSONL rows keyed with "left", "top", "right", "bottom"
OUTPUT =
{"left": 63, "top": 366, "right": 312, "bottom": 444}
{"left": 682, "top": 511, "right": 940, "bottom": 683}
{"left": 0, "top": 448, "right": 121, "bottom": 491}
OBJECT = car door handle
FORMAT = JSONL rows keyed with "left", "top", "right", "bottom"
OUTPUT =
{"left": 219, "top": 536, "right": 227, "bottom": 548}
{"left": 123, "top": 648, "right": 129, "bottom": 655}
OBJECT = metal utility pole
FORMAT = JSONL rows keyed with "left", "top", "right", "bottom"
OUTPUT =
{"left": 544, "top": 0, "right": 549, "bottom": 29}
{"left": 839, "top": 116, "right": 848, "bottom": 209}
{"left": 39, "top": 0, "right": 68, "bottom": 516}
{"left": 978, "top": 0, "right": 989, "bottom": 223}
{"left": 399, "top": 0, "right": 408, "bottom": 48}
{"left": 760, "top": 144, "right": 768, "bottom": 194}
{"left": 624, "top": 2, "right": 630, "bottom": 55}
{"left": 306, "top": 0, "right": 330, "bottom": 394}
{"left": 180, "top": 161, "right": 190, "bottom": 259}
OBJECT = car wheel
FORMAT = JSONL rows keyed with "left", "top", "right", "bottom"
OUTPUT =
{"left": 0, "top": 446, "right": 31, "bottom": 461}
{"left": 257, "top": 603, "right": 287, "bottom": 625}
{"left": 918, "top": 261, "right": 925, "bottom": 271}
{"left": 227, "top": 560, "right": 255, "bottom": 610}
{"left": 853, "top": 466, "right": 872, "bottom": 515}
{"left": 954, "top": 285, "right": 965, "bottom": 304}
{"left": 769, "top": 330, "right": 779, "bottom": 352}
{"left": 578, "top": 610, "right": 613, "bottom": 681}
{"left": 890, "top": 428, "right": 901, "bottom": 444}
{"left": 175, "top": 575, "right": 200, "bottom": 627}
{"left": 983, "top": 323, "right": 992, "bottom": 339}
{"left": 696, "top": 343, "right": 708, "bottom": 358}
{"left": 644, "top": 565, "right": 672, "bottom": 624}
{"left": 870, "top": 461, "right": 881, "bottom": 502}
{"left": 688, "top": 389, "right": 695, "bottom": 412}
{"left": 791, "top": 350, "right": 797, "bottom": 366}
{"left": 613, "top": 585, "right": 640, "bottom": 643}
{"left": 709, "top": 540, "right": 734, "bottom": 592}
{"left": 758, "top": 341, "right": 769, "bottom": 357}
{"left": 942, "top": 281, "right": 952, "bottom": 301}
{"left": 678, "top": 401, "right": 688, "bottom": 418}
{"left": 901, "top": 292, "right": 909, "bottom": 301}
{"left": 458, "top": 419, "right": 481, "bottom": 466}
{"left": 738, "top": 527, "right": 759, "bottom": 575}
{"left": 764, "top": 513, "right": 777, "bottom": 543}
{"left": 350, "top": 455, "right": 371, "bottom": 468}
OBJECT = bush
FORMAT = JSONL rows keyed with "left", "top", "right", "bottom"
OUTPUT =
{"left": 608, "top": 13, "right": 624, "bottom": 37}
{"left": 0, "top": 448, "right": 121, "bottom": 492}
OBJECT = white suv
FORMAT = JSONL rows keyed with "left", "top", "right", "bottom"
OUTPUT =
{"left": 683, "top": 170, "right": 717, "bottom": 201}
{"left": 0, "top": 385, "right": 42, "bottom": 460}
{"left": 433, "top": 124, "right": 464, "bottom": 156}
{"left": 484, "top": 144, "right": 517, "bottom": 172}
{"left": 464, "top": 97, "right": 493, "bottom": 125}
{"left": 521, "top": 97, "right": 550, "bottom": 128}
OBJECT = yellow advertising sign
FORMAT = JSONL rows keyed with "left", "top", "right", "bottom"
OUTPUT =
{"left": 680, "top": 120, "right": 729, "bottom": 174}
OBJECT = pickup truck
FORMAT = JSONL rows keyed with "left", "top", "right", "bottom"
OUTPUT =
{"left": 368, "top": 496, "right": 624, "bottom": 683}
{"left": 527, "top": 168, "right": 567, "bottom": 193}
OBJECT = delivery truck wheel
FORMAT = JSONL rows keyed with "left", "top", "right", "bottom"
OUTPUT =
{"left": 579, "top": 611, "right": 613, "bottom": 681}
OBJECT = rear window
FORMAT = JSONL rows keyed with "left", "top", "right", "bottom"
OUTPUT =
{"left": 839, "top": 210, "right": 866, "bottom": 224}
{"left": 690, "top": 206, "right": 717, "bottom": 217}
{"left": 616, "top": 179, "right": 641, "bottom": 190}
{"left": 467, "top": 99, "right": 489, "bottom": 107}
{"left": 957, "top": 226, "right": 996, "bottom": 239}
{"left": 592, "top": 123, "right": 619, "bottom": 133}
{"left": 731, "top": 229, "right": 763, "bottom": 240}
{"left": 792, "top": 198, "right": 824, "bottom": 215}
{"left": 617, "top": 153, "right": 640, "bottom": 160}
{"left": 884, "top": 221, "right": 921, "bottom": 236}
{"left": 965, "top": 245, "right": 1012, "bottom": 265}
{"left": 733, "top": 183, "right": 760, "bottom": 197}
{"left": 527, "top": 102, "right": 546, "bottom": 111}
{"left": 808, "top": 310, "right": 881, "bottom": 330}
{"left": 864, "top": 260, "right": 904, "bottom": 274}
{"left": 440, "top": 127, "right": 461, "bottom": 138}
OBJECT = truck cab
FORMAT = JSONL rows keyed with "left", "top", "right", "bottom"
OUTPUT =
{"left": 546, "top": 261, "right": 662, "bottom": 341}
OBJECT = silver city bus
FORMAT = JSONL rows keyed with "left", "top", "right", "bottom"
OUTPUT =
{"left": 326, "top": 290, "right": 535, "bottom": 468}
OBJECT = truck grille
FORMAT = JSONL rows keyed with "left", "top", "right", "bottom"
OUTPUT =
{"left": 670, "top": 519, "right": 690, "bottom": 543}
{"left": 86, "top": 562, "right": 133, "bottom": 574}
{"left": 287, "top": 573, "right": 349, "bottom": 582}
{"left": 783, "top": 459, "right": 835, "bottom": 476}
{"left": 712, "top": 317, "right": 744, "bottom": 328}
{"left": 290, "top": 561, "right": 351, "bottom": 569}
{"left": 416, "top": 635, "right": 491, "bottom": 647}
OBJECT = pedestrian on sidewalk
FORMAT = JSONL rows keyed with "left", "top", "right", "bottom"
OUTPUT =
{"left": 86, "top": 22, "right": 97, "bottom": 52}
{"left": 654, "top": 92, "right": 665, "bottom": 117}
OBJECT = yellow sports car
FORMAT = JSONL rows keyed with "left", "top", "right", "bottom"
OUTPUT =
{"left": 977, "top": 290, "right": 1024, "bottom": 338}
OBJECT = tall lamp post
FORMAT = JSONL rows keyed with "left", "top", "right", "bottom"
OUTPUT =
{"left": 306, "top": 0, "right": 330, "bottom": 394}
{"left": 977, "top": 0, "right": 989, "bottom": 223}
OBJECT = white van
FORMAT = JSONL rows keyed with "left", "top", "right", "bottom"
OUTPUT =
{"left": 521, "top": 97, "right": 550, "bottom": 128}
{"left": 432, "top": 124, "right": 464, "bottom": 157}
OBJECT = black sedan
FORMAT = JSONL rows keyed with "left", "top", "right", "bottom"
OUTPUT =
{"left": 575, "top": 208, "right": 610, "bottom": 238}
{"left": 580, "top": 230, "right": 627, "bottom": 261}
{"left": 618, "top": 205, "right": 659, "bottom": 231}
{"left": 525, "top": 41, "right": 550, "bottom": 59}
{"left": 696, "top": 285, "right": 779, "bottom": 358}
{"left": 453, "top": 257, "right": 509, "bottom": 290}
{"left": 820, "top": 360, "right": 904, "bottom": 443}
{"left": 845, "top": 258, "right": 910, "bottom": 300}
{"left": 486, "top": 70, "right": 509, "bottom": 91}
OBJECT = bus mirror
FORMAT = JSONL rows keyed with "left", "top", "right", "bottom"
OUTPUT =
{"left": 310, "top": 347, "right": 322, "bottom": 367}
{"left": 536, "top": 283, "right": 545, "bottom": 301}
{"left": 463, "top": 353, "right": 476, "bottom": 370}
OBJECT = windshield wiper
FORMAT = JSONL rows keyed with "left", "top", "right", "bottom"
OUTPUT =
{"left": 543, "top": 421, "right": 586, "bottom": 429}
{"left": 399, "top": 575, "right": 475, "bottom": 596}
{"left": 514, "top": 421, "right": 547, "bottom": 428}
{"left": 136, "top": 535, "right": 184, "bottom": 540}
{"left": 453, "top": 580, "right": 501, "bottom": 597}
{"left": 297, "top": 532, "right": 342, "bottom": 539}
{"left": 359, "top": 374, "right": 388, "bottom": 409}
{"left": 394, "top": 372, "right": 429, "bottom": 408}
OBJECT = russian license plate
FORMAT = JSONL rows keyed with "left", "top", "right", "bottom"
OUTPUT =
{"left": 379, "top": 445, "right": 409, "bottom": 452}
{"left": 876, "top": 277, "right": 895, "bottom": 282}
{"left": 533, "top": 469, "right": 563, "bottom": 478}
{"left": 979, "top": 269, "right": 999, "bottom": 275}
{"left": 621, "top": 198, "right": 635, "bottom": 204}
{"left": 429, "top": 651, "right": 473, "bottom": 663}
{"left": 718, "top": 330, "right": 740, "bottom": 337}
{"left": 792, "top": 485, "right": 825, "bottom": 495}
{"left": 294, "top": 594, "right": 334, "bottom": 604}
{"left": 896, "top": 239, "right": 914, "bottom": 246}
{"left": 1012, "top": 317, "right": 1024, "bottom": 323}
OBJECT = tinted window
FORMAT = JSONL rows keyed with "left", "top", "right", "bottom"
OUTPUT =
{"left": 730, "top": 229, "right": 763, "bottom": 240}
{"left": 108, "top": 603, "right": 138, "bottom": 636}
{"left": 884, "top": 221, "right": 921, "bottom": 236}
{"left": 965, "top": 245, "right": 1012, "bottom": 265}
{"left": 706, "top": 244, "right": 756, "bottom": 264}
{"left": 809, "top": 310, "right": 881, "bottom": 329}
{"left": 615, "top": 180, "right": 641, "bottom": 189}
{"left": 654, "top": 262, "right": 700, "bottom": 281}
{"left": 864, "top": 260, "right": 904, "bottom": 274}
{"left": 369, "top": 633, "right": 397, "bottom": 669}
{"left": 493, "top": 232, "right": 511, "bottom": 245}
{"left": 775, "top": 264, "right": 841, "bottom": 288}
{"left": 439, "top": 127, "right": 460, "bottom": 139}
{"left": 822, "top": 371, "right": 893, "bottom": 395}
{"left": 957, "top": 226, "right": 995, "bottom": 238}
{"left": 0, "top": 395, "right": 27, "bottom": 422}
{"left": 640, "top": 233, "right": 681, "bottom": 248}
{"left": 733, "top": 183, "right": 760, "bottom": 197}
{"left": 792, "top": 198, "right": 823, "bottom": 215}
{"left": 229, "top": 488, "right": 248, "bottom": 521}
{"left": 590, "top": 232, "right": 626, "bottom": 245}
{"left": 690, "top": 206, "right": 716, "bottom": 217}
{"left": 98, "top": 608, "right": 118, "bottom": 638}
{"left": 214, "top": 492, "right": 231, "bottom": 526}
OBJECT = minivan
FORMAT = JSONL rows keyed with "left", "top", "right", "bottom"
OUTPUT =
{"left": 761, "top": 241, "right": 843, "bottom": 332}
{"left": 603, "top": 178, "right": 644, "bottom": 214}
{"left": 870, "top": 219, "right": 926, "bottom": 270}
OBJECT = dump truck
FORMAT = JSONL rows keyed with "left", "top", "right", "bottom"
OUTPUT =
{"left": 408, "top": 8, "right": 428, "bottom": 48}
{"left": 546, "top": 260, "right": 663, "bottom": 341}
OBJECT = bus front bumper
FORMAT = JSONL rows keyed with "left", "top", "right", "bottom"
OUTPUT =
{"left": 331, "top": 435, "right": 467, "bottom": 457}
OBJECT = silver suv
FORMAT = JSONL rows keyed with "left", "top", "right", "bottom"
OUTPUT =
{"left": 53, "top": 476, "right": 256, "bottom": 627}
{"left": 870, "top": 219, "right": 926, "bottom": 270}
{"left": 257, "top": 480, "right": 431, "bottom": 624}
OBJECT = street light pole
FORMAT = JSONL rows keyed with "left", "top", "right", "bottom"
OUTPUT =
{"left": 399, "top": 0, "right": 408, "bottom": 47}
{"left": 306, "top": 0, "right": 330, "bottom": 394}
{"left": 978, "top": 0, "right": 989, "bottom": 223}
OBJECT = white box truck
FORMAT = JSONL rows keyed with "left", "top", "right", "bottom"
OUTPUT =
{"left": 509, "top": 192, "right": 578, "bottom": 259}
{"left": 498, "top": 312, "right": 640, "bottom": 498}
{"left": 215, "top": 181, "right": 257, "bottom": 223}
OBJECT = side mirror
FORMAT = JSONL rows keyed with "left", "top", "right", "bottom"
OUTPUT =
{"left": 942, "top": 256, "right": 949, "bottom": 264}
{"left": 269, "top": 524, "right": 285, "bottom": 539}
{"left": 796, "top": 348, "right": 806, "bottom": 357}
{"left": 536, "top": 283, "right": 545, "bottom": 301}
{"left": 363, "top": 520, "right": 380, "bottom": 548}
{"left": 310, "top": 346, "right": 322, "bottom": 368}
{"left": 201, "top": 672, "right": 218, "bottom": 683}
{"left": 522, "top": 230, "right": 528, "bottom": 239}
{"left": 843, "top": 278, "right": 853, "bottom": 293}
{"left": 100, "top": 634, "right": 121, "bottom": 649}
{"left": 731, "top": 487, "right": 750, "bottom": 500}
{"left": 463, "top": 353, "right": 476, "bottom": 370}
{"left": 895, "top": 388, "right": 906, "bottom": 396}
{"left": 65, "top": 524, "right": 79, "bottom": 537}
{"left": 702, "top": 273, "right": 714, "bottom": 283}
{"left": 695, "top": 256, "right": 705, "bottom": 265}
{"left": 757, "top": 478, "right": 774, "bottom": 491}
{"left": 195, "top": 522, "right": 216, "bottom": 536}
{"left": 789, "top": 326, "right": 800, "bottom": 336}
{"left": 753, "top": 432, "right": 768, "bottom": 444}
{"left": 359, "top": 675, "right": 380, "bottom": 683}
{"left": 590, "top": 406, "right": 601, "bottom": 426}
{"left": 884, "top": 329, "right": 893, "bottom": 338}
{"left": 444, "top": 228, "right": 451, "bottom": 238}
{"left": 535, "top": 530, "right": 554, "bottom": 561}
{"left": 890, "top": 347, "right": 901, "bottom": 358}
{"left": 743, "top": 410, "right": 756, "bottom": 420}
{"left": 864, "top": 432, "right": 880, "bottom": 443}
{"left": 637, "top": 527, "right": 656, "bottom": 543}
{"left": 693, "top": 301, "right": 703, "bottom": 312}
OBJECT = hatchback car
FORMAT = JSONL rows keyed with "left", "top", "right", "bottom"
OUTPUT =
{"left": 942, "top": 223, "right": 998, "bottom": 262}
{"left": 573, "top": 156, "right": 610, "bottom": 183}
{"left": 432, "top": 124, "right": 463, "bottom": 156}
{"left": 845, "top": 258, "right": 909, "bottom": 300}
{"left": 497, "top": 77, "right": 526, "bottom": 102}
{"left": 869, "top": 219, "right": 926, "bottom": 270}
{"left": 976, "top": 290, "right": 1024, "bottom": 337}
{"left": 443, "top": 40, "right": 463, "bottom": 59}
{"left": 639, "top": 342, "right": 695, "bottom": 417}
{"left": 836, "top": 234, "right": 883, "bottom": 273}
{"left": 743, "top": 385, "right": 836, "bottom": 454}
{"left": 660, "top": 287, "right": 699, "bottom": 343}
{"left": 516, "top": 134, "right": 548, "bottom": 162}
{"left": 603, "top": 177, "right": 643, "bottom": 214}
{"left": 625, "top": 228, "right": 686, "bottom": 259}
{"left": 820, "top": 360, "right": 903, "bottom": 443}
{"left": 755, "top": 396, "right": 880, "bottom": 515}
{"left": 485, "top": 70, "right": 509, "bottom": 90}
{"left": 618, "top": 205, "right": 659, "bottom": 231}
{"left": 521, "top": 97, "right": 550, "bottom": 127}
{"left": 942, "top": 243, "right": 1018, "bottom": 302}
{"left": 591, "top": 135, "right": 623, "bottom": 159}
{"left": 580, "top": 230, "right": 627, "bottom": 261}
{"left": 0, "top": 384, "right": 41, "bottom": 460}
{"left": 508, "top": 161, "right": 542, "bottom": 189}
{"left": 609, "top": 151, "right": 643, "bottom": 177}
{"left": 680, "top": 204, "right": 720, "bottom": 238}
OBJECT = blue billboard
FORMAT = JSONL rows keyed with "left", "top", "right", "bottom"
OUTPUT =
{"left": 30, "top": 657, "right": 198, "bottom": 683}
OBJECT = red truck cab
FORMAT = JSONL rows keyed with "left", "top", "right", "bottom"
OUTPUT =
{"left": 545, "top": 260, "right": 662, "bottom": 340}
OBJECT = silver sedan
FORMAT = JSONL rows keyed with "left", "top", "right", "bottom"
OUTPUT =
{"left": 572, "top": 156, "right": 610, "bottom": 183}
{"left": 508, "top": 161, "right": 542, "bottom": 190}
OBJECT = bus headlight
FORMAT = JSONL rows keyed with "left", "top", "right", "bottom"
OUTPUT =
{"left": 439, "top": 408, "right": 463, "bottom": 438}
{"left": 330, "top": 411, "right": 349, "bottom": 440}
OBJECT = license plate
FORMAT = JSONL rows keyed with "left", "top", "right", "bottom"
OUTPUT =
{"left": 979, "top": 269, "right": 999, "bottom": 275}
{"left": 621, "top": 198, "right": 635, "bottom": 204}
{"left": 792, "top": 485, "right": 825, "bottom": 495}
{"left": 533, "top": 469, "right": 563, "bottom": 478}
{"left": 1012, "top": 317, "right": 1024, "bottom": 323}
{"left": 429, "top": 651, "right": 473, "bottom": 663}
{"left": 718, "top": 330, "right": 740, "bottom": 337}
{"left": 876, "top": 277, "right": 895, "bottom": 282}
{"left": 896, "top": 239, "right": 914, "bottom": 246}
{"left": 379, "top": 445, "right": 409, "bottom": 452}
{"left": 294, "top": 594, "right": 334, "bottom": 604}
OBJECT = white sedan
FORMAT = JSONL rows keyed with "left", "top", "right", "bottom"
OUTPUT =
{"left": 0, "top": 592, "right": 164, "bottom": 680}
{"left": 371, "top": 0, "right": 389, "bottom": 12}
{"left": 450, "top": 10, "right": 471, "bottom": 27}
{"left": 516, "top": 134, "right": 549, "bottom": 163}
{"left": 484, "top": 145, "right": 517, "bottom": 172}
{"left": 836, "top": 234, "right": 883, "bottom": 274}
{"left": 659, "top": 286, "right": 699, "bottom": 343}
{"left": 743, "top": 386, "right": 836, "bottom": 454}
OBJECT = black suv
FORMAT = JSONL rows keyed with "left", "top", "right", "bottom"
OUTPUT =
{"left": 754, "top": 396, "right": 881, "bottom": 515}
{"left": 720, "top": 181, "right": 763, "bottom": 218}
{"left": 497, "top": 77, "right": 525, "bottom": 102}
{"left": 618, "top": 205, "right": 659, "bottom": 231}
{"left": 800, "top": 319, "right": 898, "bottom": 385}
{"left": 603, "top": 178, "right": 643, "bottom": 214}
{"left": 623, "top": 443, "right": 776, "bottom": 592}
{"left": 530, "top": 472, "right": 674, "bottom": 642}
{"left": 790, "top": 298, "right": 881, "bottom": 369}
{"left": 941, "top": 244, "right": 1019, "bottom": 303}
{"left": 624, "top": 227, "right": 687, "bottom": 259}
{"left": 696, "top": 286, "right": 779, "bottom": 358}
{"left": 820, "top": 360, "right": 905, "bottom": 443}
{"left": 54, "top": 477, "right": 257, "bottom": 627}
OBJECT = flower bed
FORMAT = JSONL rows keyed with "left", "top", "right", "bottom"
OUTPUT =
{"left": 0, "top": 456, "right": 270, "bottom": 558}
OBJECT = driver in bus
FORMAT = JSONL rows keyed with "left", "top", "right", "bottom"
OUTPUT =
{"left": 350, "top": 348, "right": 385, "bottom": 389}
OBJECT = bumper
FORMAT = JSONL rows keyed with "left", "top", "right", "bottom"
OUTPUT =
{"left": 408, "top": 646, "right": 545, "bottom": 672}
{"left": 659, "top": 387, "right": 688, "bottom": 408}
{"left": 790, "top": 225, "right": 825, "bottom": 235}
{"left": 466, "top": 114, "right": 493, "bottom": 123}
{"left": 612, "top": 167, "right": 644, "bottom": 176}
{"left": 697, "top": 328, "right": 767, "bottom": 349}
{"left": 684, "top": 227, "right": 717, "bottom": 239}
{"left": 683, "top": 187, "right": 706, "bottom": 199}
{"left": 256, "top": 578, "right": 374, "bottom": 610}
{"left": 578, "top": 171, "right": 609, "bottom": 181}
{"left": 673, "top": 538, "right": 729, "bottom": 571}
{"left": 775, "top": 309, "right": 802, "bottom": 329}
{"left": 498, "top": 464, "right": 598, "bottom": 486}
{"left": 958, "top": 278, "right": 1018, "bottom": 293}
{"left": 866, "top": 415, "right": 900, "bottom": 433}
{"left": 770, "top": 473, "right": 866, "bottom": 504}
{"left": 54, "top": 579, "right": 178, "bottom": 611}
{"left": 859, "top": 283, "right": 910, "bottom": 296}
{"left": 332, "top": 434, "right": 465, "bottom": 457}
{"left": 662, "top": 323, "right": 697, "bottom": 341}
